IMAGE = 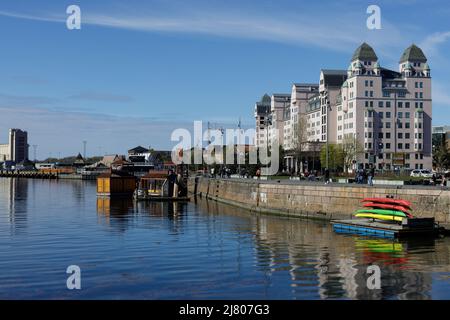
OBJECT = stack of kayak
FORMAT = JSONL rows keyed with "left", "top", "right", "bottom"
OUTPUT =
{"left": 354, "top": 198, "right": 413, "bottom": 222}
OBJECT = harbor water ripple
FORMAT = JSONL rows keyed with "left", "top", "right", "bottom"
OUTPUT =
{"left": 1, "top": 178, "right": 450, "bottom": 299}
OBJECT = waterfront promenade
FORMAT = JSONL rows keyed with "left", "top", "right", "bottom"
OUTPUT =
{"left": 190, "top": 177, "right": 450, "bottom": 229}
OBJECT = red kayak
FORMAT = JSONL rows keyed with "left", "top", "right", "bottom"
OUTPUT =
{"left": 363, "top": 202, "right": 413, "bottom": 217}
{"left": 362, "top": 198, "right": 411, "bottom": 209}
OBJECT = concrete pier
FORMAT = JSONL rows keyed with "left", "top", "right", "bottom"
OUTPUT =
{"left": 189, "top": 177, "right": 450, "bottom": 230}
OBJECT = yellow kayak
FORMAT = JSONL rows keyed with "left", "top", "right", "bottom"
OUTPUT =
{"left": 355, "top": 213, "right": 403, "bottom": 222}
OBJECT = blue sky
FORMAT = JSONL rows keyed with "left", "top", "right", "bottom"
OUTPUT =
{"left": 0, "top": 0, "right": 449, "bottom": 158}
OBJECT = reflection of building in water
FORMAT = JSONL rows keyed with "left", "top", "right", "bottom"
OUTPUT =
{"left": 96, "top": 197, "right": 186, "bottom": 234}
{"left": 0, "top": 178, "right": 28, "bottom": 231}
{"left": 197, "top": 197, "right": 436, "bottom": 299}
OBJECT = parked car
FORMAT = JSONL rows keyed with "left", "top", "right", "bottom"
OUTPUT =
{"left": 410, "top": 169, "right": 421, "bottom": 177}
{"left": 420, "top": 169, "right": 433, "bottom": 178}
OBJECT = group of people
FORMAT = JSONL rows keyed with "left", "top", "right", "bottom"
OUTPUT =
{"left": 355, "top": 167, "right": 376, "bottom": 186}
{"left": 210, "top": 167, "right": 232, "bottom": 179}
{"left": 167, "top": 169, "right": 187, "bottom": 197}
{"left": 431, "top": 173, "right": 447, "bottom": 187}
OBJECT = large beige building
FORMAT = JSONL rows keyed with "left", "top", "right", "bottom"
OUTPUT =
{"left": 0, "top": 129, "right": 29, "bottom": 163}
{"left": 254, "top": 42, "right": 433, "bottom": 172}
{"left": 338, "top": 43, "right": 432, "bottom": 171}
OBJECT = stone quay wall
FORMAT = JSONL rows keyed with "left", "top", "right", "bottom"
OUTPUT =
{"left": 188, "top": 177, "right": 450, "bottom": 228}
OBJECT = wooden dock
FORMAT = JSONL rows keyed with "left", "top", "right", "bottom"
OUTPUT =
{"left": 332, "top": 218, "right": 440, "bottom": 239}
{"left": 133, "top": 195, "right": 190, "bottom": 202}
{"left": 0, "top": 170, "right": 58, "bottom": 179}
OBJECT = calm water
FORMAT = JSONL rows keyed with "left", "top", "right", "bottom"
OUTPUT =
{"left": 1, "top": 178, "right": 450, "bottom": 299}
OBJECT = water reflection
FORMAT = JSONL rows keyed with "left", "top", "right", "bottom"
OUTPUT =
{"left": 194, "top": 197, "right": 447, "bottom": 299}
{"left": 0, "top": 178, "right": 28, "bottom": 232}
{"left": 1, "top": 179, "right": 450, "bottom": 299}
{"left": 96, "top": 197, "right": 187, "bottom": 234}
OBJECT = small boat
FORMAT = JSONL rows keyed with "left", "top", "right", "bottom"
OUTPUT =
{"left": 355, "top": 213, "right": 404, "bottom": 222}
{"left": 362, "top": 197, "right": 411, "bottom": 209}
{"left": 356, "top": 209, "right": 408, "bottom": 218}
{"left": 363, "top": 202, "right": 412, "bottom": 214}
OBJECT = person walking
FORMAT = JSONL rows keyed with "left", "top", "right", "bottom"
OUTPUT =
{"left": 324, "top": 168, "right": 330, "bottom": 185}
{"left": 256, "top": 168, "right": 261, "bottom": 180}
{"left": 368, "top": 166, "right": 375, "bottom": 186}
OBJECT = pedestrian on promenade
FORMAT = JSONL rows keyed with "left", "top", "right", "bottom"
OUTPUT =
{"left": 324, "top": 168, "right": 330, "bottom": 185}
{"left": 357, "top": 168, "right": 364, "bottom": 184}
{"left": 368, "top": 166, "right": 375, "bottom": 186}
{"left": 256, "top": 168, "right": 261, "bottom": 180}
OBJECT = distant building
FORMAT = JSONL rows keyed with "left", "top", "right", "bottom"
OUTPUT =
{"left": 432, "top": 126, "right": 450, "bottom": 150}
{"left": 127, "top": 146, "right": 151, "bottom": 163}
{"left": 0, "top": 129, "right": 29, "bottom": 163}
{"left": 254, "top": 94, "right": 271, "bottom": 148}
{"left": 99, "top": 155, "right": 126, "bottom": 167}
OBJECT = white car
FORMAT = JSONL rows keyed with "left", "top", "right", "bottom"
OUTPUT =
{"left": 410, "top": 169, "right": 421, "bottom": 177}
{"left": 420, "top": 169, "right": 433, "bottom": 178}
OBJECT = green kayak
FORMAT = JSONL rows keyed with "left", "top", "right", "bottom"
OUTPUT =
{"left": 355, "top": 209, "right": 407, "bottom": 218}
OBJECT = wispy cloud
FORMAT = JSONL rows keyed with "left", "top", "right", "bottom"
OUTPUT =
{"left": 68, "top": 91, "right": 134, "bottom": 103}
{"left": 420, "top": 31, "right": 450, "bottom": 56}
{"left": 433, "top": 82, "right": 450, "bottom": 107}
{"left": 0, "top": 6, "right": 408, "bottom": 55}
{"left": 0, "top": 105, "right": 189, "bottom": 157}
{"left": 0, "top": 93, "right": 58, "bottom": 107}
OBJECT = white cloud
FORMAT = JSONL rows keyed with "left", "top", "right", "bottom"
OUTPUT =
{"left": 433, "top": 82, "right": 450, "bottom": 107}
{"left": 0, "top": 7, "right": 408, "bottom": 55}
{"left": 420, "top": 31, "right": 450, "bottom": 55}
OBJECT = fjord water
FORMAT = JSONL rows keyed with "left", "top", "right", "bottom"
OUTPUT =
{"left": 1, "top": 178, "right": 450, "bottom": 299}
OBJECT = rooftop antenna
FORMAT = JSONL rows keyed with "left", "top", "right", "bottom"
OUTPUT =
{"left": 32, "top": 144, "right": 37, "bottom": 162}
{"left": 83, "top": 140, "right": 87, "bottom": 159}
{"left": 207, "top": 121, "right": 211, "bottom": 145}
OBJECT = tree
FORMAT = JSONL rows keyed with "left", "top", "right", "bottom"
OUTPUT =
{"left": 433, "top": 144, "right": 450, "bottom": 171}
{"left": 320, "top": 144, "right": 343, "bottom": 171}
{"left": 292, "top": 113, "right": 308, "bottom": 172}
{"left": 340, "top": 135, "right": 364, "bottom": 172}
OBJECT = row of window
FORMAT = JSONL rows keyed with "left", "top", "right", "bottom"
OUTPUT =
{"left": 365, "top": 153, "right": 424, "bottom": 161}
{"left": 364, "top": 120, "right": 423, "bottom": 129}
{"left": 364, "top": 132, "right": 423, "bottom": 140}
{"left": 364, "top": 143, "right": 423, "bottom": 150}
{"left": 364, "top": 101, "right": 424, "bottom": 109}
{"left": 365, "top": 111, "right": 414, "bottom": 118}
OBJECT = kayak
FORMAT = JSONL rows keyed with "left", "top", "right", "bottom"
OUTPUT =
{"left": 356, "top": 209, "right": 407, "bottom": 218}
{"left": 362, "top": 202, "right": 413, "bottom": 216}
{"left": 363, "top": 202, "right": 411, "bottom": 212}
{"left": 362, "top": 198, "right": 411, "bottom": 209}
{"left": 355, "top": 213, "right": 404, "bottom": 222}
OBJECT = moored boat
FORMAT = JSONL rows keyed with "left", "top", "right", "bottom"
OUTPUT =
{"left": 362, "top": 197, "right": 411, "bottom": 209}
{"left": 363, "top": 202, "right": 412, "bottom": 214}
{"left": 356, "top": 209, "right": 408, "bottom": 218}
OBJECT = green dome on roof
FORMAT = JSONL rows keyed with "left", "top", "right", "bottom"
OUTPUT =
{"left": 399, "top": 44, "right": 427, "bottom": 63}
{"left": 423, "top": 63, "right": 430, "bottom": 70}
{"left": 351, "top": 42, "right": 378, "bottom": 62}
{"left": 404, "top": 63, "right": 412, "bottom": 70}
{"left": 374, "top": 61, "right": 380, "bottom": 68}
{"left": 261, "top": 94, "right": 271, "bottom": 104}
{"left": 347, "top": 64, "right": 352, "bottom": 71}
{"left": 342, "top": 80, "right": 348, "bottom": 88}
{"left": 355, "top": 62, "right": 363, "bottom": 68}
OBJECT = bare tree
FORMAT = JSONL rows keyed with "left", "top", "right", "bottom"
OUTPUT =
{"left": 292, "top": 113, "right": 308, "bottom": 173}
{"left": 341, "top": 135, "right": 364, "bottom": 173}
